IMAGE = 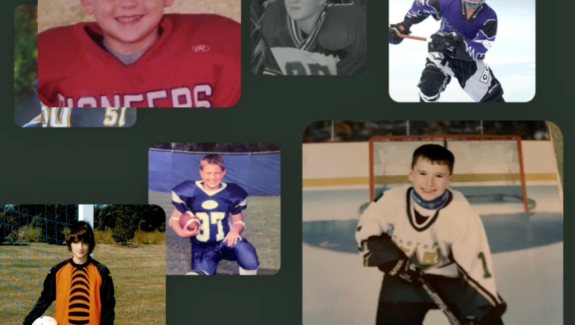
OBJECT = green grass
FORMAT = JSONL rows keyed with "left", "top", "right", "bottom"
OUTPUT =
{"left": 149, "top": 191, "right": 281, "bottom": 275}
{"left": 1, "top": 244, "right": 165, "bottom": 325}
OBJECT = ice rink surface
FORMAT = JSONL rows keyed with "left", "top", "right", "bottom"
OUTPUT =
{"left": 302, "top": 184, "right": 562, "bottom": 325}
{"left": 388, "top": 0, "right": 536, "bottom": 102}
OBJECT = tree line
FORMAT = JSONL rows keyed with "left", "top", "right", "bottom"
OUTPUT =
{"left": 0, "top": 205, "right": 165, "bottom": 246}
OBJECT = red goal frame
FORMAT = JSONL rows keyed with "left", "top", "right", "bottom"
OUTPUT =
{"left": 368, "top": 134, "right": 529, "bottom": 213}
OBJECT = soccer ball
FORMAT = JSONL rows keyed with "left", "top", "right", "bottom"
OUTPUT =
{"left": 179, "top": 213, "right": 200, "bottom": 233}
{"left": 32, "top": 316, "right": 57, "bottom": 325}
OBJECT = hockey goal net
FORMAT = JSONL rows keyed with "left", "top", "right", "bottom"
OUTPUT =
{"left": 369, "top": 135, "right": 532, "bottom": 213}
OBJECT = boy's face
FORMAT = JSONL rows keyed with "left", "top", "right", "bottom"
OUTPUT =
{"left": 285, "top": 0, "right": 326, "bottom": 21}
{"left": 199, "top": 164, "right": 226, "bottom": 191}
{"left": 71, "top": 240, "right": 90, "bottom": 262}
{"left": 79, "top": 0, "right": 174, "bottom": 48}
{"left": 409, "top": 157, "right": 452, "bottom": 202}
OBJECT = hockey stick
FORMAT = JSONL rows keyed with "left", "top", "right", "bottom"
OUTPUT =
{"left": 397, "top": 34, "right": 428, "bottom": 42}
{"left": 419, "top": 277, "right": 462, "bottom": 325}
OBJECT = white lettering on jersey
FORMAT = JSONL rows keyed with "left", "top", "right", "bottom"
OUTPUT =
{"left": 147, "top": 90, "right": 168, "bottom": 107}
{"left": 56, "top": 86, "right": 214, "bottom": 108}
{"left": 194, "top": 84, "right": 213, "bottom": 108}
{"left": 271, "top": 47, "right": 339, "bottom": 76}
{"left": 101, "top": 94, "right": 122, "bottom": 107}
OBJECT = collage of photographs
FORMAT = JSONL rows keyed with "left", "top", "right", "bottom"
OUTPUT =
{"left": 2, "top": 1, "right": 565, "bottom": 325}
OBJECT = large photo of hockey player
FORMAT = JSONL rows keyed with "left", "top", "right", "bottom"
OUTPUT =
{"left": 251, "top": 0, "right": 367, "bottom": 76}
{"left": 389, "top": 0, "right": 535, "bottom": 102}
{"left": 36, "top": 0, "right": 241, "bottom": 108}
{"left": 14, "top": 5, "right": 138, "bottom": 128}
{"left": 149, "top": 143, "right": 281, "bottom": 275}
{"left": 303, "top": 121, "right": 563, "bottom": 325}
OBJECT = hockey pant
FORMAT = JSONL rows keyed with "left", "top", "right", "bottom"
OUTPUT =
{"left": 190, "top": 239, "right": 259, "bottom": 275}
{"left": 376, "top": 274, "right": 506, "bottom": 325}
{"left": 418, "top": 52, "right": 504, "bottom": 102}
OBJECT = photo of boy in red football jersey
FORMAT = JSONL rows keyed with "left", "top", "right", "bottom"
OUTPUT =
{"left": 37, "top": 0, "right": 241, "bottom": 108}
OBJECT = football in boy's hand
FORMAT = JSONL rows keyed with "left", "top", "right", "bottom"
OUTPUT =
{"left": 32, "top": 316, "right": 57, "bottom": 325}
{"left": 179, "top": 213, "right": 200, "bottom": 233}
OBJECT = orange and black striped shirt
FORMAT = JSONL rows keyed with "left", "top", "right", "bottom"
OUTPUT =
{"left": 23, "top": 258, "right": 115, "bottom": 325}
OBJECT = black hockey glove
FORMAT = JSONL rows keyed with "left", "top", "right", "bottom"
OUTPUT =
{"left": 463, "top": 309, "right": 505, "bottom": 325}
{"left": 430, "top": 32, "right": 464, "bottom": 51}
{"left": 389, "top": 23, "right": 411, "bottom": 45}
{"left": 378, "top": 256, "right": 422, "bottom": 285}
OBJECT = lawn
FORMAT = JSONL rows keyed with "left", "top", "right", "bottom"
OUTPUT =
{"left": 0, "top": 243, "right": 165, "bottom": 325}
{"left": 149, "top": 191, "right": 281, "bottom": 275}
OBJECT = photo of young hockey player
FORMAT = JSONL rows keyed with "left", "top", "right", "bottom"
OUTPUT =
{"left": 303, "top": 121, "right": 563, "bottom": 325}
{"left": 388, "top": 0, "right": 535, "bottom": 102}
{"left": 148, "top": 143, "right": 281, "bottom": 275}
{"left": 251, "top": 0, "right": 367, "bottom": 76}
{"left": 357, "top": 144, "right": 507, "bottom": 324}
{"left": 36, "top": 0, "right": 241, "bottom": 108}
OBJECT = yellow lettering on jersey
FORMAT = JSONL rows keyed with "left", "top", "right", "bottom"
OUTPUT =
{"left": 420, "top": 250, "right": 439, "bottom": 265}
{"left": 49, "top": 108, "right": 71, "bottom": 127}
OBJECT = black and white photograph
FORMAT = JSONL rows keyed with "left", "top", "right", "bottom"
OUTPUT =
{"left": 303, "top": 121, "right": 563, "bottom": 325}
{"left": 251, "top": 0, "right": 367, "bottom": 76}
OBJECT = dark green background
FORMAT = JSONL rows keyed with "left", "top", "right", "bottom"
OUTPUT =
{"left": 2, "top": 0, "right": 571, "bottom": 324}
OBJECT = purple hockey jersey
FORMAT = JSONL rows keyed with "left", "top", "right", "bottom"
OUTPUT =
{"left": 401, "top": 0, "right": 498, "bottom": 61}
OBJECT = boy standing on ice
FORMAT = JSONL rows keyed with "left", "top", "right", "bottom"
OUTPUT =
{"left": 356, "top": 144, "right": 506, "bottom": 324}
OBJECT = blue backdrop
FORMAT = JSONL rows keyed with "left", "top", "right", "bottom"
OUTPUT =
{"left": 148, "top": 151, "right": 280, "bottom": 196}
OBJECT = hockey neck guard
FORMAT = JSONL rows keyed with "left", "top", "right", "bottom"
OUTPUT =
{"left": 412, "top": 188, "right": 449, "bottom": 210}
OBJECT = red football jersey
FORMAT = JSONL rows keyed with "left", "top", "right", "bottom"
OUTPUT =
{"left": 38, "top": 14, "right": 241, "bottom": 108}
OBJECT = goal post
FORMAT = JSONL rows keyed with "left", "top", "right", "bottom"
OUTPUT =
{"left": 368, "top": 135, "right": 530, "bottom": 213}
{"left": 0, "top": 204, "right": 93, "bottom": 325}
{"left": 78, "top": 204, "right": 94, "bottom": 226}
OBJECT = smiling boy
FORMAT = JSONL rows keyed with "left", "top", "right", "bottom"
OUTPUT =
{"left": 356, "top": 144, "right": 506, "bottom": 325}
{"left": 169, "top": 154, "right": 259, "bottom": 275}
{"left": 23, "top": 221, "right": 115, "bottom": 325}
{"left": 37, "top": 0, "right": 240, "bottom": 108}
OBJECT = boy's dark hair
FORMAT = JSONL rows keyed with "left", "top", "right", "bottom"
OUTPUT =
{"left": 411, "top": 144, "right": 455, "bottom": 174}
{"left": 66, "top": 221, "right": 96, "bottom": 254}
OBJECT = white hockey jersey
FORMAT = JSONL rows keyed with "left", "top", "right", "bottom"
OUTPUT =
{"left": 356, "top": 185, "right": 503, "bottom": 307}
